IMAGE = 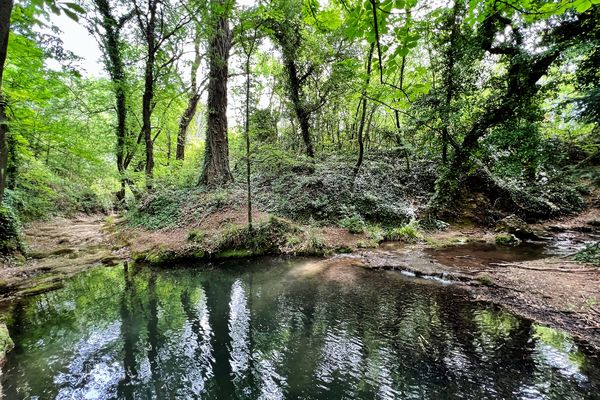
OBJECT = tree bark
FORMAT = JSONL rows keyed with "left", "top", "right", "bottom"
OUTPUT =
{"left": 141, "top": 2, "right": 156, "bottom": 190}
{"left": 199, "top": 0, "right": 233, "bottom": 186}
{"left": 244, "top": 53, "right": 252, "bottom": 230}
{"left": 94, "top": 0, "right": 131, "bottom": 202}
{"left": 441, "top": 0, "right": 461, "bottom": 165}
{"left": 353, "top": 43, "right": 374, "bottom": 177}
{"left": 0, "top": 0, "right": 13, "bottom": 202}
{"left": 283, "top": 57, "right": 314, "bottom": 157}
{"left": 176, "top": 27, "right": 202, "bottom": 161}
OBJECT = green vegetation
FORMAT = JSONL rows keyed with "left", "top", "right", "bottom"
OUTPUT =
{"left": 495, "top": 234, "right": 522, "bottom": 247}
{"left": 0, "top": 0, "right": 597, "bottom": 257}
{"left": 574, "top": 241, "right": 600, "bottom": 265}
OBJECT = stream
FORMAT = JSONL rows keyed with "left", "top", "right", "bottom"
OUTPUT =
{"left": 2, "top": 256, "right": 600, "bottom": 399}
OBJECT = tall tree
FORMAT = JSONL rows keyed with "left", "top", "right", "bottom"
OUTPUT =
{"left": 0, "top": 0, "right": 14, "bottom": 202}
{"left": 92, "top": 0, "right": 136, "bottom": 201}
{"left": 176, "top": 24, "right": 202, "bottom": 161}
{"left": 199, "top": 0, "right": 234, "bottom": 186}
{"left": 133, "top": 0, "right": 192, "bottom": 189}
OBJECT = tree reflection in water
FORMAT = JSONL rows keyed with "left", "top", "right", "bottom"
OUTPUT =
{"left": 2, "top": 258, "right": 599, "bottom": 399}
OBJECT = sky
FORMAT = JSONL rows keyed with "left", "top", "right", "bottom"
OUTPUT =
{"left": 46, "top": 13, "right": 104, "bottom": 77}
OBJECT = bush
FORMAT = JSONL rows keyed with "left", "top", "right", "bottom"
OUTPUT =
{"left": 0, "top": 203, "right": 23, "bottom": 254}
{"left": 339, "top": 214, "right": 366, "bottom": 234}
{"left": 495, "top": 233, "right": 521, "bottom": 246}
{"left": 384, "top": 220, "right": 421, "bottom": 243}
{"left": 214, "top": 216, "right": 299, "bottom": 255}
{"left": 365, "top": 224, "right": 385, "bottom": 243}
{"left": 574, "top": 242, "right": 600, "bottom": 265}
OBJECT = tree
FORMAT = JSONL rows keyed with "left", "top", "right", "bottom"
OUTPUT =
{"left": 176, "top": 23, "right": 202, "bottom": 161}
{"left": 133, "top": 0, "right": 192, "bottom": 189}
{"left": 0, "top": 0, "right": 13, "bottom": 202}
{"left": 199, "top": 0, "right": 234, "bottom": 186}
{"left": 429, "top": 4, "right": 599, "bottom": 213}
{"left": 91, "top": 0, "right": 137, "bottom": 201}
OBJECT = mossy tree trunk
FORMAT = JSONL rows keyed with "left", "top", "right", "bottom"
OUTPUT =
{"left": 0, "top": 0, "right": 13, "bottom": 203}
{"left": 200, "top": 0, "right": 234, "bottom": 186}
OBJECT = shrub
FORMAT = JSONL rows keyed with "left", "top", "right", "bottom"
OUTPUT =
{"left": 187, "top": 229, "right": 205, "bottom": 243}
{"left": 365, "top": 224, "right": 385, "bottom": 243}
{"left": 214, "top": 216, "right": 299, "bottom": 255}
{"left": 0, "top": 203, "right": 24, "bottom": 254}
{"left": 339, "top": 214, "right": 366, "bottom": 234}
{"left": 495, "top": 233, "right": 521, "bottom": 246}
{"left": 384, "top": 220, "right": 421, "bottom": 243}
{"left": 574, "top": 242, "right": 600, "bottom": 265}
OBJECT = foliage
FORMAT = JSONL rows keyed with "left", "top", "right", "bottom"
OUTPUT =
{"left": 0, "top": 203, "right": 23, "bottom": 254}
{"left": 0, "top": 0, "right": 598, "bottom": 252}
{"left": 214, "top": 216, "right": 299, "bottom": 256}
{"left": 339, "top": 214, "right": 366, "bottom": 234}
{"left": 573, "top": 241, "right": 600, "bottom": 265}
{"left": 384, "top": 220, "right": 421, "bottom": 243}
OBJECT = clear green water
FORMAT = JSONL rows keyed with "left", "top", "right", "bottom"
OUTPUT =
{"left": 2, "top": 257, "right": 599, "bottom": 399}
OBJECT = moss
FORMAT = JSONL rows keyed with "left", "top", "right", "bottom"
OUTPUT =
{"left": 216, "top": 249, "right": 254, "bottom": 259}
{"left": 0, "top": 323, "right": 14, "bottom": 362}
{"left": 477, "top": 274, "right": 494, "bottom": 286}
{"left": 20, "top": 281, "right": 64, "bottom": 296}
{"left": 187, "top": 229, "right": 206, "bottom": 243}
{"left": 495, "top": 233, "right": 521, "bottom": 246}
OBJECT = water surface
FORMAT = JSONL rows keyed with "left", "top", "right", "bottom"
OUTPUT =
{"left": 2, "top": 257, "right": 599, "bottom": 399}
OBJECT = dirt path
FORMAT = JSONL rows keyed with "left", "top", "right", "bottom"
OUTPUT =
{"left": 0, "top": 215, "right": 126, "bottom": 300}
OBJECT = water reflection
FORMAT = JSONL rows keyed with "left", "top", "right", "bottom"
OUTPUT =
{"left": 2, "top": 258, "right": 600, "bottom": 399}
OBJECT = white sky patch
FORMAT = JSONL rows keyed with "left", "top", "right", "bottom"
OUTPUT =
{"left": 44, "top": 12, "right": 104, "bottom": 77}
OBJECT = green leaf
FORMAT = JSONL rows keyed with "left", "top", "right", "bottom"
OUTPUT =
{"left": 64, "top": 2, "right": 86, "bottom": 14}
{"left": 575, "top": 0, "right": 592, "bottom": 12}
{"left": 63, "top": 8, "right": 79, "bottom": 22}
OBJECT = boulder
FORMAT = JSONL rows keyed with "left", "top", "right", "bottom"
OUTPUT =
{"left": 495, "top": 214, "right": 539, "bottom": 240}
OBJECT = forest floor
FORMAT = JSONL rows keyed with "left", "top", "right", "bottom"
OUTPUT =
{"left": 0, "top": 206, "right": 599, "bottom": 350}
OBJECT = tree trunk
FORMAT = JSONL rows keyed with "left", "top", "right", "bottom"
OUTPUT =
{"left": 353, "top": 43, "right": 374, "bottom": 177}
{"left": 283, "top": 57, "right": 314, "bottom": 158}
{"left": 441, "top": 0, "right": 461, "bottom": 165}
{"left": 141, "top": 2, "right": 157, "bottom": 190}
{"left": 176, "top": 27, "right": 202, "bottom": 161}
{"left": 244, "top": 54, "right": 252, "bottom": 230}
{"left": 94, "top": 0, "right": 130, "bottom": 202}
{"left": 200, "top": 0, "right": 233, "bottom": 186}
{"left": 0, "top": 0, "right": 13, "bottom": 202}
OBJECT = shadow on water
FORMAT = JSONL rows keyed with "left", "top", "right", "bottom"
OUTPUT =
{"left": 2, "top": 257, "right": 600, "bottom": 399}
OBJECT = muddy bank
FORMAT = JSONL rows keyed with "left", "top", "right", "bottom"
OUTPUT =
{"left": 0, "top": 215, "right": 127, "bottom": 301}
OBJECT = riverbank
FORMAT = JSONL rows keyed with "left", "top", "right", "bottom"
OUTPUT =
{"left": 0, "top": 207, "right": 598, "bottom": 352}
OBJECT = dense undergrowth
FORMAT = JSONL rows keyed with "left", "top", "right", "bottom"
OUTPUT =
{"left": 126, "top": 147, "right": 588, "bottom": 233}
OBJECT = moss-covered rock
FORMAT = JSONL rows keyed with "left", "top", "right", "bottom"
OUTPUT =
{"left": 495, "top": 214, "right": 538, "bottom": 240}
{"left": 495, "top": 233, "right": 521, "bottom": 246}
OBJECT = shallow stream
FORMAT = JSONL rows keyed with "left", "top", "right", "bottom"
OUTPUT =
{"left": 2, "top": 257, "right": 599, "bottom": 399}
